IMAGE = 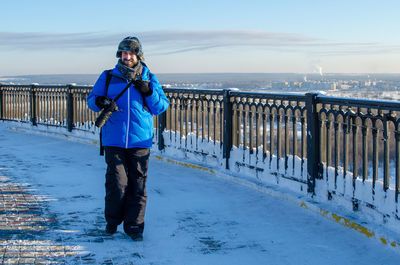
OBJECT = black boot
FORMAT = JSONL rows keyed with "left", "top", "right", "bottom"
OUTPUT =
{"left": 129, "top": 232, "right": 143, "bottom": 241}
{"left": 124, "top": 223, "right": 144, "bottom": 241}
{"left": 105, "top": 223, "right": 117, "bottom": 234}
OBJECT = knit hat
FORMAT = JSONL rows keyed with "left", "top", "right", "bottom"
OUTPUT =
{"left": 116, "top": 36, "right": 144, "bottom": 61}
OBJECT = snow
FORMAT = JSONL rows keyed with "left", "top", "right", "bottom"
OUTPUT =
{"left": 0, "top": 122, "right": 400, "bottom": 264}
{"left": 161, "top": 130, "right": 400, "bottom": 238}
{"left": 22, "top": 115, "right": 400, "bottom": 236}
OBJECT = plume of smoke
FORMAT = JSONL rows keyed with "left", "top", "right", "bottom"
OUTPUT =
{"left": 317, "top": 65, "right": 323, "bottom": 76}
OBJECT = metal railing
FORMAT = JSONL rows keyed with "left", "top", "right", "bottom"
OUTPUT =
{"left": 229, "top": 91, "right": 309, "bottom": 185}
{"left": 163, "top": 88, "right": 225, "bottom": 158}
{"left": 317, "top": 96, "right": 400, "bottom": 202}
{"left": 1, "top": 84, "right": 400, "bottom": 204}
{"left": 0, "top": 84, "right": 96, "bottom": 131}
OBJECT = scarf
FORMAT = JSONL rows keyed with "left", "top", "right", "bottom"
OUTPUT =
{"left": 117, "top": 59, "right": 143, "bottom": 81}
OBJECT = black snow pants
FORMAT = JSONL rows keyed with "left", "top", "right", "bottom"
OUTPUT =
{"left": 104, "top": 146, "right": 150, "bottom": 235}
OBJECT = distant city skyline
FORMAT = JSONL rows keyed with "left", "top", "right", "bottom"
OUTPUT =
{"left": 1, "top": 0, "right": 400, "bottom": 75}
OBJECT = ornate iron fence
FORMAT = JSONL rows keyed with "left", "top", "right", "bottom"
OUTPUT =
{"left": 163, "top": 88, "right": 225, "bottom": 159}
{"left": 1, "top": 84, "right": 400, "bottom": 203}
{"left": 228, "top": 91, "right": 309, "bottom": 186}
{"left": 0, "top": 84, "right": 96, "bottom": 131}
{"left": 317, "top": 96, "right": 400, "bottom": 203}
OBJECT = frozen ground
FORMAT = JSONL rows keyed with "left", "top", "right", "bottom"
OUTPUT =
{"left": 0, "top": 124, "right": 399, "bottom": 264}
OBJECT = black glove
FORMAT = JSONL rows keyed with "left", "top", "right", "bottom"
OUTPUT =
{"left": 104, "top": 100, "right": 118, "bottom": 112}
{"left": 95, "top": 96, "right": 112, "bottom": 109}
{"left": 95, "top": 101, "right": 118, "bottom": 128}
{"left": 134, "top": 80, "right": 152, "bottom": 97}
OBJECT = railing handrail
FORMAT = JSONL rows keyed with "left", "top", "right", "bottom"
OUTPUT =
{"left": 316, "top": 94, "right": 400, "bottom": 111}
{"left": 230, "top": 91, "right": 307, "bottom": 101}
{"left": 164, "top": 87, "right": 225, "bottom": 95}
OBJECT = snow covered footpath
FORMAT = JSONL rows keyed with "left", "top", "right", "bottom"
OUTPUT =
{"left": 0, "top": 123, "right": 400, "bottom": 264}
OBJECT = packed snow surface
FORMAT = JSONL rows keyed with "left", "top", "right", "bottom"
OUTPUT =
{"left": 0, "top": 124, "right": 399, "bottom": 264}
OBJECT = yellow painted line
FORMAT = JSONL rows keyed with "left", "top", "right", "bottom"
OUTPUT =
{"left": 154, "top": 155, "right": 215, "bottom": 175}
{"left": 319, "top": 209, "right": 329, "bottom": 217}
{"left": 154, "top": 155, "right": 163, "bottom": 161}
{"left": 300, "top": 201, "right": 398, "bottom": 249}
{"left": 300, "top": 202, "right": 308, "bottom": 209}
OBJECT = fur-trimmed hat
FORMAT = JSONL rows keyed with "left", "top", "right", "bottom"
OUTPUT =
{"left": 116, "top": 36, "right": 144, "bottom": 61}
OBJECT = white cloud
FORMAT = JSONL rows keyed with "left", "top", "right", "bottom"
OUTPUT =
{"left": 1, "top": 30, "right": 397, "bottom": 57}
{"left": 1, "top": 30, "right": 399, "bottom": 74}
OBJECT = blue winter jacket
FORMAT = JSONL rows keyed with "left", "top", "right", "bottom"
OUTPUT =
{"left": 87, "top": 62, "right": 169, "bottom": 149}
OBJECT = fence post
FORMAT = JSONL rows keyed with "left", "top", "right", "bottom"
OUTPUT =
{"left": 67, "top": 84, "right": 74, "bottom": 132}
{"left": 30, "top": 84, "right": 37, "bottom": 125}
{"left": 0, "top": 84, "right": 3, "bottom": 120}
{"left": 223, "top": 89, "right": 233, "bottom": 169}
{"left": 158, "top": 111, "right": 166, "bottom": 151}
{"left": 383, "top": 112, "right": 395, "bottom": 191}
{"left": 305, "top": 92, "right": 322, "bottom": 195}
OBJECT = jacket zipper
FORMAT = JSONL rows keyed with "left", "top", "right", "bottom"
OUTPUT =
{"left": 125, "top": 81, "right": 130, "bottom": 148}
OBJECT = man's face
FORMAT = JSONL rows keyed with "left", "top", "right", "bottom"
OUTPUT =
{"left": 121, "top": 51, "right": 138, "bottom": 68}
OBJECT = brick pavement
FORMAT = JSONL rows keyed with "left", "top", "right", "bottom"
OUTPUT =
{"left": 0, "top": 173, "right": 90, "bottom": 264}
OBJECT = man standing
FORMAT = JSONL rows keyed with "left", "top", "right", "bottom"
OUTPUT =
{"left": 87, "top": 36, "right": 169, "bottom": 241}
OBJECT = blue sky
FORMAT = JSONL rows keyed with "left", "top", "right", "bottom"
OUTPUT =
{"left": 1, "top": 0, "right": 399, "bottom": 75}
